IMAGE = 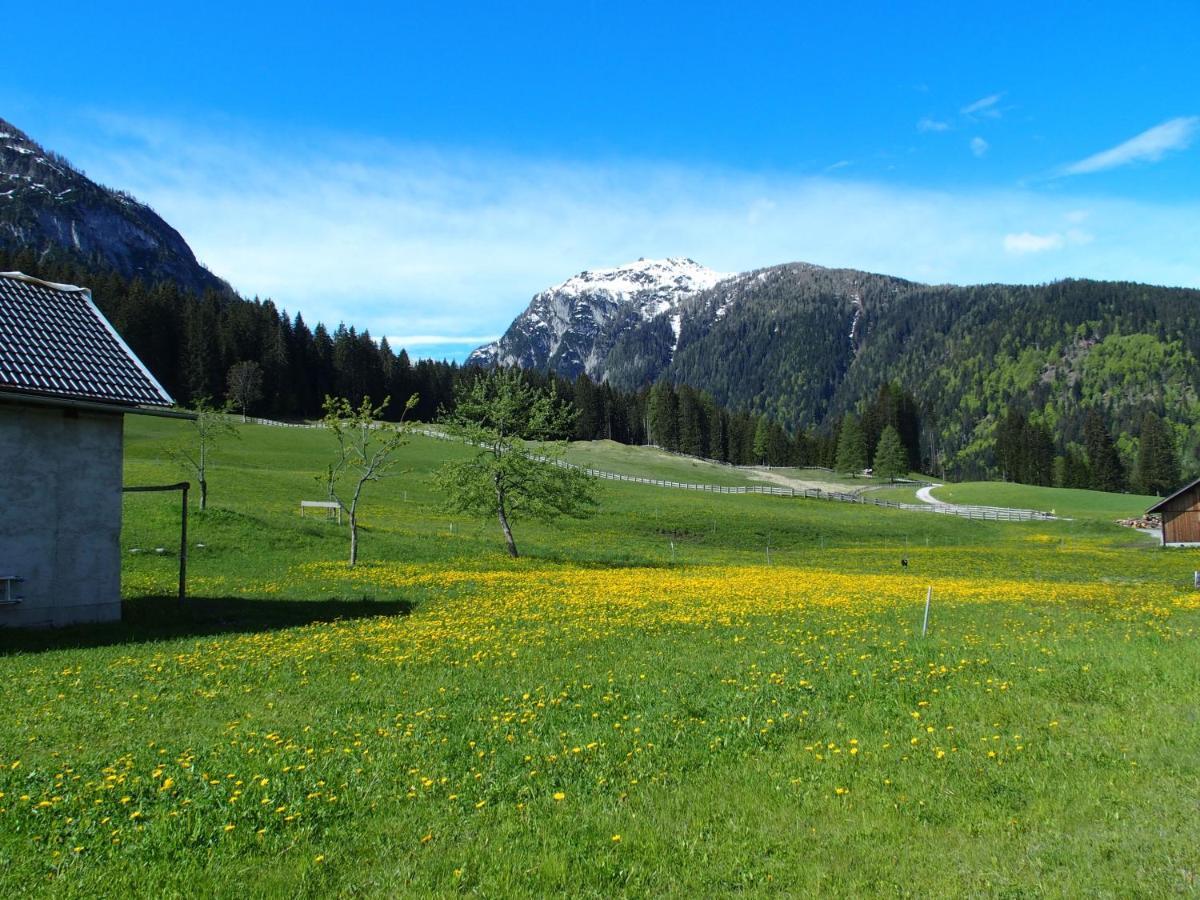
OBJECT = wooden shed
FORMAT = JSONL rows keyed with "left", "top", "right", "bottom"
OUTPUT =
{"left": 1146, "top": 478, "right": 1200, "bottom": 547}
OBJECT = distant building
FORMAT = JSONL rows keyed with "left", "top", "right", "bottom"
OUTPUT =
{"left": 0, "top": 272, "right": 183, "bottom": 627}
{"left": 1146, "top": 478, "right": 1200, "bottom": 547}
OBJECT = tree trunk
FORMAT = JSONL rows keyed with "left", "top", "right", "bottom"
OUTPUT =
{"left": 199, "top": 477, "right": 208, "bottom": 511}
{"left": 349, "top": 512, "right": 358, "bottom": 566}
{"left": 495, "top": 477, "right": 518, "bottom": 557}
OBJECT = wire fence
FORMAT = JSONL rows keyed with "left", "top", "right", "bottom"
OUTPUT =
{"left": 242, "top": 417, "right": 1056, "bottom": 522}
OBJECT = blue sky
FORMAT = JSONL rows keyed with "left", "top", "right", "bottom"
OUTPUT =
{"left": 3, "top": 1, "right": 1198, "bottom": 360}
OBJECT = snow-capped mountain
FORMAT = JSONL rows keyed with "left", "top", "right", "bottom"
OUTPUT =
{"left": 467, "top": 257, "right": 728, "bottom": 380}
{"left": 0, "top": 117, "right": 226, "bottom": 294}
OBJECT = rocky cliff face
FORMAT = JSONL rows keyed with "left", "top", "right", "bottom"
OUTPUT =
{"left": 0, "top": 117, "right": 226, "bottom": 294}
{"left": 467, "top": 257, "right": 727, "bottom": 380}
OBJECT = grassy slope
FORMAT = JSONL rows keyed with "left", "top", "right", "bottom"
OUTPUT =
{"left": 861, "top": 484, "right": 923, "bottom": 503}
{"left": 563, "top": 441, "right": 918, "bottom": 492}
{"left": 931, "top": 481, "right": 1159, "bottom": 522}
{"left": 563, "top": 440, "right": 761, "bottom": 486}
{"left": 0, "top": 419, "right": 1195, "bottom": 896}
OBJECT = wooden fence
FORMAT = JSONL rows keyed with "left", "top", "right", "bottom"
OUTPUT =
{"left": 243, "top": 417, "right": 1055, "bottom": 522}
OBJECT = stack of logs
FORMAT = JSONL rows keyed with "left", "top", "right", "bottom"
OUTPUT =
{"left": 1117, "top": 513, "right": 1161, "bottom": 530}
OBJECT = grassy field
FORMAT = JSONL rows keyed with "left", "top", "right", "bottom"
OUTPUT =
{"left": 864, "top": 481, "right": 1160, "bottom": 524}
{"left": 930, "top": 481, "right": 1159, "bottom": 522}
{"left": 563, "top": 440, "right": 761, "bottom": 486}
{"left": 0, "top": 418, "right": 1197, "bottom": 896}
{"left": 562, "top": 441, "right": 911, "bottom": 493}
{"left": 862, "top": 484, "right": 925, "bottom": 503}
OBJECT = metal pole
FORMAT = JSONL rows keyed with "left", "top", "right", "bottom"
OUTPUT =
{"left": 179, "top": 483, "right": 188, "bottom": 604}
{"left": 921, "top": 586, "right": 931, "bottom": 637}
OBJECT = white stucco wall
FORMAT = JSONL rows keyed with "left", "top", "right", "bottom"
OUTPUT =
{"left": 0, "top": 403, "right": 124, "bottom": 627}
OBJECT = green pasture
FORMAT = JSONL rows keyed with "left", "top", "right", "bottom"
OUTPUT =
{"left": 0, "top": 417, "right": 1194, "bottom": 897}
{"left": 929, "top": 481, "right": 1159, "bottom": 522}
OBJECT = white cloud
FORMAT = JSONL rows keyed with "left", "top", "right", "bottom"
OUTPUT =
{"left": 961, "top": 93, "right": 1003, "bottom": 118}
{"left": 825, "top": 159, "right": 851, "bottom": 171}
{"left": 1061, "top": 116, "right": 1199, "bottom": 175}
{"left": 917, "top": 117, "right": 950, "bottom": 133}
{"left": 45, "top": 112, "right": 1200, "bottom": 348}
{"left": 1004, "top": 232, "right": 1064, "bottom": 254}
{"left": 970, "top": 136, "right": 989, "bottom": 157}
{"left": 1003, "top": 229, "right": 1093, "bottom": 255}
{"left": 387, "top": 334, "right": 499, "bottom": 346}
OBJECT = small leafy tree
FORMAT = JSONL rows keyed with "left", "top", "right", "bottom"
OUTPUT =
{"left": 323, "top": 393, "right": 417, "bottom": 566}
{"left": 167, "top": 397, "right": 238, "bottom": 510}
{"left": 435, "top": 369, "right": 597, "bottom": 558}
{"left": 227, "top": 360, "right": 264, "bottom": 422}
{"left": 873, "top": 425, "right": 909, "bottom": 481}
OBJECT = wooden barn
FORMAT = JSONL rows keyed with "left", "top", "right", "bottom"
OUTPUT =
{"left": 1146, "top": 478, "right": 1200, "bottom": 547}
{"left": 0, "top": 272, "right": 185, "bottom": 627}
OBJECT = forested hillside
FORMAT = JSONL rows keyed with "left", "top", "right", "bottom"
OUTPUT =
{"left": 648, "top": 268, "right": 1200, "bottom": 486}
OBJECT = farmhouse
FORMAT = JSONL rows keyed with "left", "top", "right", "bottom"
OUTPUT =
{"left": 0, "top": 271, "right": 183, "bottom": 627}
{"left": 1146, "top": 478, "right": 1200, "bottom": 547}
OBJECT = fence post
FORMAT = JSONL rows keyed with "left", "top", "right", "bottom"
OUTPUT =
{"left": 178, "top": 484, "right": 188, "bottom": 605}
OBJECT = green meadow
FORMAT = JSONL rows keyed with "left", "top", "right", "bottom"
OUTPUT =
{"left": 0, "top": 418, "right": 1196, "bottom": 897}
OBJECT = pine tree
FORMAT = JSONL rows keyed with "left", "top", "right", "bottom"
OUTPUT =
{"left": 994, "top": 407, "right": 1028, "bottom": 482}
{"left": 573, "top": 373, "right": 600, "bottom": 440}
{"left": 677, "top": 385, "right": 705, "bottom": 457}
{"left": 1133, "top": 412, "right": 1180, "bottom": 496}
{"left": 1083, "top": 409, "right": 1126, "bottom": 492}
{"left": 835, "top": 416, "right": 868, "bottom": 475}
{"left": 648, "top": 381, "right": 680, "bottom": 451}
{"left": 752, "top": 418, "right": 770, "bottom": 465}
{"left": 767, "top": 422, "right": 790, "bottom": 466}
{"left": 874, "top": 426, "right": 909, "bottom": 480}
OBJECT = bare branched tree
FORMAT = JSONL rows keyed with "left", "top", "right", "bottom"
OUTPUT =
{"left": 323, "top": 393, "right": 418, "bottom": 566}
{"left": 167, "top": 397, "right": 239, "bottom": 510}
{"left": 227, "top": 360, "right": 264, "bottom": 422}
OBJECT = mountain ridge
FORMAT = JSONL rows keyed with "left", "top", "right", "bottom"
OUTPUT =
{"left": 0, "top": 117, "right": 227, "bottom": 295}
{"left": 467, "top": 257, "right": 727, "bottom": 378}
{"left": 475, "top": 257, "right": 1200, "bottom": 475}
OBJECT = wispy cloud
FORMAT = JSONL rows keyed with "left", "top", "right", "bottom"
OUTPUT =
{"left": 917, "top": 117, "right": 950, "bottom": 133}
{"left": 1061, "top": 116, "right": 1199, "bottom": 175}
{"left": 1004, "top": 229, "right": 1093, "bottom": 255}
{"left": 1004, "top": 232, "right": 1063, "bottom": 254}
{"left": 387, "top": 334, "right": 499, "bottom": 346}
{"left": 46, "top": 112, "right": 1200, "bottom": 349}
{"left": 970, "top": 136, "right": 989, "bottom": 157}
{"left": 961, "top": 93, "right": 1004, "bottom": 118}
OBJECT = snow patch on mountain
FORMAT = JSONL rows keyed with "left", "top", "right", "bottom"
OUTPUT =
{"left": 468, "top": 257, "right": 727, "bottom": 379}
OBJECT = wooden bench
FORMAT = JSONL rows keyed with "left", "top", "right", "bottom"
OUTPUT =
{"left": 300, "top": 500, "right": 342, "bottom": 524}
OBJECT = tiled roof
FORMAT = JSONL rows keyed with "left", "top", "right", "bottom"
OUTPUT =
{"left": 0, "top": 272, "right": 173, "bottom": 407}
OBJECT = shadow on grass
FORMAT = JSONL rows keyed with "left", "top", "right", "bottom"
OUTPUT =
{"left": 0, "top": 594, "right": 413, "bottom": 655}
